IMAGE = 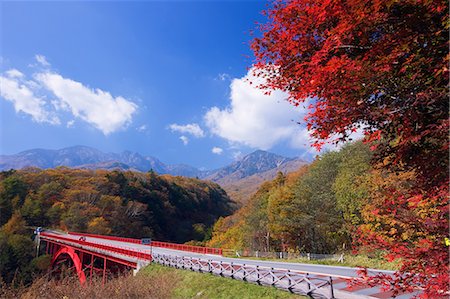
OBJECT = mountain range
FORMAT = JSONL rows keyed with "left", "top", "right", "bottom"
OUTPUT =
{"left": 0, "top": 146, "right": 307, "bottom": 203}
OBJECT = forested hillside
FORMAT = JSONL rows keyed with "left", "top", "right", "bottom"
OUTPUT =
{"left": 0, "top": 168, "right": 236, "bottom": 284}
{"left": 208, "top": 141, "right": 414, "bottom": 254}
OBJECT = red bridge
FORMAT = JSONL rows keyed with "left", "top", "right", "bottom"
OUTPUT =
{"left": 38, "top": 230, "right": 221, "bottom": 285}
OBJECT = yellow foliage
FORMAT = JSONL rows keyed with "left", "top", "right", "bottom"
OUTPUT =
{"left": 87, "top": 217, "right": 112, "bottom": 235}
{"left": 1, "top": 212, "right": 27, "bottom": 235}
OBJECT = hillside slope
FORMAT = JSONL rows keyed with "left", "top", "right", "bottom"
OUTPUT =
{"left": 207, "top": 151, "right": 307, "bottom": 204}
{"left": 0, "top": 168, "right": 236, "bottom": 243}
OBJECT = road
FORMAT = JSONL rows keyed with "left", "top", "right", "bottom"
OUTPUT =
{"left": 48, "top": 230, "right": 391, "bottom": 278}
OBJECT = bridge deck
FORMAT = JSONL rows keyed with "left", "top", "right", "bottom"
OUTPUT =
{"left": 52, "top": 231, "right": 389, "bottom": 277}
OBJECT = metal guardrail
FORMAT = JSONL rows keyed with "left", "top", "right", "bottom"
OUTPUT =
{"left": 152, "top": 253, "right": 335, "bottom": 299}
{"left": 225, "top": 250, "right": 345, "bottom": 262}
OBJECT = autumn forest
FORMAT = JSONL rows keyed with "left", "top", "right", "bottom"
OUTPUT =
{"left": 0, "top": 169, "right": 236, "bottom": 284}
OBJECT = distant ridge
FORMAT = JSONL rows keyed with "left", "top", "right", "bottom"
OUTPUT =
{"left": 200, "top": 150, "right": 307, "bottom": 203}
{"left": 0, "top": 146, "right": 307, "bottom": 203}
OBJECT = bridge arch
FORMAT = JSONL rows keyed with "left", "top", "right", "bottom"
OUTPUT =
{"left": 51, "top": 246, "right": 87, "bottom": 284}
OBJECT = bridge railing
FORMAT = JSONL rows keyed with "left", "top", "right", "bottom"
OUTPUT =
{"left": 69, "top": 232, "right": 141, "bottom": 244}
{"left": 150, "top": 241, "right": 222, "bottom": 255}
{"left": 68, "top": 231, "right": 223, "bottom": 256}
{"left": 41, "top": 232, "right": 152, "bottom": 261}
{"left": 153, "top": 253, "right": 336, "bottom": 299}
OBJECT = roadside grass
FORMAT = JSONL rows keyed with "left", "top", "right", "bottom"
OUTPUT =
{"left": 1, "top": 263, "right": 305, "bottom": 299}
{"left": 230, "top": 254, "right": 401, "bottom": 271}
{"left": 0, "top": 271, "right": 174, "bottom": 299}
{"left": 141, "top": 263, "right": 305, "bottom": 299}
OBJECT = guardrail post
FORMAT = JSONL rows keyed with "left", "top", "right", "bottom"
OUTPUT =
{"left": 306, "top": 273, "right": 310, "bottom": 292}
{"left": 329, "top": 276, "right": 335, "bottom": 299}
{"left": 287, "top": 269, "right": 292, "bottom": 292}
{"left": 256, "top": 265, "right": 261, "bottom": 285}
{"left": 102, "top": 257, "right": 106, "bottom": 286}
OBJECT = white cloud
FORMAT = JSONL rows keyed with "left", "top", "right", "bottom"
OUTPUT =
{"left": 66, "top": 120, "right": 75, "bottom": 128}
{"left": 212, "top": 147, "right": 223, "bottom": 155}
{"left": 204, "top": 68, "right": 364, "bottom": 156}
{"left": 289, "top": 123, "right": 366, "bottom": 157}
{"left": 180, "top": 136, "right": 189, "bottom": 145}
{"left": 232, "top": 151, "right": 243, "bottom": 160}
{"left": 1, "top": 56, "right": 140, "bottom": 135}
{"left": 205, "top": 68, "right": 309, "bottom": 150}
{"left": 168, "top": 123, "right": 205, "bottom": 138}
{"left": 6, "top": 69, "right": 24, "bottom": 78}
{"left": 137, "top": 124, "right": 148, "bottom": 132}
{"left": 216, "top": 73, "right": 230, "bottom": 81}
{"left": 0, "top": 72, "right": 59, "bottom": 124}
{"left": 35, "top": 72, "right": 137, "bottom": 135}
{"left": 35, "top": 54, "right": 50, "bottom": 67}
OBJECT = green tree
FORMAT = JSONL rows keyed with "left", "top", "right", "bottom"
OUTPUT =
{"left": 333, "top": 141, "right": 372, "bottom": 227}
{"left": 21, "top": 196, "right": 46, "bottom": 226}
{"left": 61, "top": 202, "right": 97, "bottom": 232}
{"left": 292, "top": 151, "right": 345, "bottom": 253}
{"left": 1, "top": 212, "right": 27, "bottom": 235}
{"left": 45, "top": 202, "right": 65, "bottom": 225}
{"left": 0, "top": 176, "right": 28, "bottom": 226}
{"left": 0, "top": 233, "right": 15, "bottom": 283}
{"left": 267, "top": 185, "right": 296, "bottom": 250}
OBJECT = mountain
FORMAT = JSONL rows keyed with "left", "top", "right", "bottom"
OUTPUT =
{"left": 0, "top": 146, "right": 168, "bottom": 173}
{"left": 0, "top": 146, "right": 307, "bottom": 202}
{"left": 165, "top": 164, "right": 203, "bottom": 177}
{"left": 205, "top": 150, "right": 299, "bottom": 182}
{"left": 205, "top": 151, "right": 307, "bottom": 203}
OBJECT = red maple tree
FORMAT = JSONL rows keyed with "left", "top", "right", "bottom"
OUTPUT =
{"left": 252, "top": 0, "right": 449, "bottom": 296}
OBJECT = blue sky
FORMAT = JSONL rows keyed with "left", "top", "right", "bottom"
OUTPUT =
{"left": 0, "top": 1, "right": 321, "bottom": 169}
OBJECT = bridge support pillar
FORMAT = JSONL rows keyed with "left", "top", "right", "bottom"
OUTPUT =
{"left": 133, "top": 261, "right": 150, "bottom": 276}
{"left": 132, "top": 263, "right": 141, "bottom": 276}
{"left": 89, "top": 254, "right": 94, "bottom": 284}
{"left": 51, "top": 245, "right": 87, "bottom": 285}
{"left": 102, "top": 257, "right": 107, "bottom": 285}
